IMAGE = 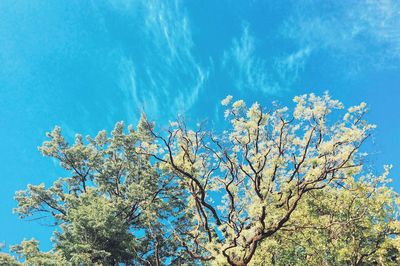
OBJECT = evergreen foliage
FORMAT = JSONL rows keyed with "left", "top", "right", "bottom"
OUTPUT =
{"left": 2, "top": 94, "right": 399, "bottom": 265}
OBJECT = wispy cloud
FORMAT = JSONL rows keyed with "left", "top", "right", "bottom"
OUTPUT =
{"left": 354, "top": 0, "right": 400, "bottom": 60}
{"left": 282, "top": 0, "right": 400, "bottom": 74}
{"left": 222, "top": 25, "right": 311, "bottom": 94}
{"left": 222, "top": 26, "right": 276, "bottom": 94}
{"left": 107, "top": 0, "right": 208, "bottom": 121}
{"left": 118, "top": 59, "right": 140, "bottom": 120}
{"left": 107, "top": 0, "right": 400, "bottom": 120}
{"left": 274, "top": 46, "right": 312, "bottom": 88}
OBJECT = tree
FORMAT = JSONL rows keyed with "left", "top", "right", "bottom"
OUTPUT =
{"left": 139, "top": 93, "right": 397, "bottom": 265}
{"left": 251, "top": 166, "right": 400, "bottom": 265}
{"left": 10, "top": 117, "right": 182, "bottom": 265}
{"left": 2, "top": 93, "right": 399, "bottom": 266}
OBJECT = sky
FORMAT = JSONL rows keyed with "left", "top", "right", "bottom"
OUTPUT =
{"left": 1, "top": 0, "right": 400, "bottom": 251}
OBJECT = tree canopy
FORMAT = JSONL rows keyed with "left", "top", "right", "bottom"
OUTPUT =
{"left": 2, "top": 93, "right": 399, "bottom": 265}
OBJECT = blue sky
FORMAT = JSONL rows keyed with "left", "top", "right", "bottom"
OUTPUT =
{"left": 1, "top": 0, "right": 400, "bottom": 250}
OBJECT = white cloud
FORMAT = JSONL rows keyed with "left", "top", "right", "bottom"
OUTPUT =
{"left": 355, "top": 0, "right": 400, "bottom": 58}
{"left": 118, "top": 59, "right": 140, "bottom": 122}
{"left": 222, "top": 26, "right": 278, "bottom": 94}
{"left": 283, "top": 0, "right": 400, "bottom": 73}
{"left": 274, "top": 46, "right": 312, "bottom": 86}
{"left": 108, "top": 0, "right": 209, "bottom": 121}
{"left": 107, "top": 0, "right": 400, "bottom": 119}
{"left": 222, "top": 25, "right": 311, "bottom": 94}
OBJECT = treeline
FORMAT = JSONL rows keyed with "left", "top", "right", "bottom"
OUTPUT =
{"left": 1, "top": 93, "right": 399, "bottom": 265}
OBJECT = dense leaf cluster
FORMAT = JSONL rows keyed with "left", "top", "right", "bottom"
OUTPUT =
{"left": 2, "top": 94, "right": 400, "bottom": 265}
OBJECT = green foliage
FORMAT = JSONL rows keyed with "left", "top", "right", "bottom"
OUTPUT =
{"left": 4, "top": 94, "right": 400, "bottom": 265}
{"left": 11, "top": 117, "right": 180, "bottom": 265}
{"left": 251, "top": 170, "right": 400, "bottom": 265}
{"left": 10, "top": 239, "right": 65, "bottom": 266}
{"left": 0, "top": 243, "right": 21, "bottom": 266}
{"left": 54, "top": 190, "right": 139, "bottom": 265}
{"left": 0, "top": 253, "right": 21, "bottom": 266}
